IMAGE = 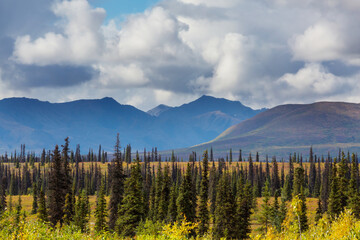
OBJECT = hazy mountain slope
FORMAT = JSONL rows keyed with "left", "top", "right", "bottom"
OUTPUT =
{"left": 153, "top": 95, "right": 265, "bottom": 148}
{"left": 147, "top": 104, "right": 172, "bottom": 116}
{"left": 187, "top": 102, "right": 360, "bottom": 157}
{"left": 0, "top": 97, "right": 154, "bottom": 152}
{"left": 0, "top": 96, "right": 262, "bottom": 152}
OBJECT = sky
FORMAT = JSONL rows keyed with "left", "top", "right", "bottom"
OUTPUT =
{"left": 1, "top": 0, "right": 360, "bottom": 111}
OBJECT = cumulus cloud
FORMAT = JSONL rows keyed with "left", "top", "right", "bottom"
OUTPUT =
{"left": 276, "top": 63, "right": 360, "bottom": 105}
{"left": 0, "top": 0, "right": 360, "bottom": 110}
{"left": 279, "top": 63, "right": 340, "bottom": 94}
{"left": 290, "top": 21, "right": 344, "bottom": 62}
{"left": 13, "top": 0, "right": 106, "bottom": 65}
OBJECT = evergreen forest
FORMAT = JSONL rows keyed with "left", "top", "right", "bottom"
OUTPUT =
{"left": 1, "top": 135, "right": 360, "bottom": 239}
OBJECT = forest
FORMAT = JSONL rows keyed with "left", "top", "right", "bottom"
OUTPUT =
{"left": 1, "top": 134, "right": 360, "bottom": 239}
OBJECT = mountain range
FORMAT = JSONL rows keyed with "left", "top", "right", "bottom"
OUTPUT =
{"left": 0, "top": 95, "right": 263, "bottom": 152}
{"left": 187, "top": 101, "right": 360, "bottom": 158}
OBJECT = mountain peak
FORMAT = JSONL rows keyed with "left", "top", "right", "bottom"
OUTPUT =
{"left": 147, "top": 104, "right": 172, "bottom": 116}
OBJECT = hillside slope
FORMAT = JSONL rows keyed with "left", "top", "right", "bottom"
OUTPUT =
{"left": 188, "top": 102, "right": 360, "bottom": 157}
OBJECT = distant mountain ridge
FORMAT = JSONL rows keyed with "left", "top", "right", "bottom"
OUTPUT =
{"left": 147, "top": 104, "right": 172, "bottom": 116}
{"left": 186, "top": 101, "right": 360, "bottom": 157}
{"left": 0, "top": 95, "right": 263, "bottom": 152}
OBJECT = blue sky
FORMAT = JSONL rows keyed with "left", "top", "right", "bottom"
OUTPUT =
{"left": 91, "top": 0, "right": 160, "bottom": 20}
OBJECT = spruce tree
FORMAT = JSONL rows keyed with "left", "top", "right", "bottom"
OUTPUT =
{"left": 108, "top": 133, "right": 124, "bottom": 230}
{"left": 338, "top": 152, "right": 349, "bottom": 210}
{"left": 209, "top": 163, "right": 217, "bottom": 215}
{"left": 328, "top": 159, "right": 342, "bottom": 218}
{"left": 48, "top": 145, "right": 66, "bottom": 227}
{"left": 177, "top": 163, "right": 196, "bottom": 223}
{"left": 62, "top": 137, "right": 72, "bottom": 196}
{"left": 37, "top": 187, "right": 48, "bottom": 222}
{"left": 320, "top": 155, "right": 331, "bottom": 212}
{"left": 14, "top": 195, "right": 22, "bottom": 228}
{"left": 63, "top": 190, "right": 75, "bottom": 225}
{"left": 259, "top": 180, "right": 272, "bottom": 232}
{"left": 31, "top": 181, "right": 38, "bottom": 214}
{"left": 74, "top": 190, "right": 90, "bottom": 233}
{"left": 154, "top": 163, "right": 163, "bottom": 221}
{"left": 293, "top": 167, "right": 308, "bottom": 232}
{"left": 237, "top": 180, "right": 253, "bottom": 239}
{"left": 315, "top": 198, "right": 322, "bottom": 223}
{"left": 248, "top": 153, "right": 254, "bottom": 185}
{"left": 270, "top": 190, "right": 282, "bottom": 232}
{"left": 158, "top": 165, "right": 170, "bottom": 221}
{"left": 198, "top": 150, "right": 209, "bottom": 236}
{"left": 117, "top": 159, "right": 144, "bottom": 237}
{"left": 213, "top": 173, "right": 237, "bottom": 239}
{"left": 293, "top": 167, "right": 305, "bottom": 196}
{"left": 95, "top": 180, "right": 107, "bottom": 232}
{"left": 168, "top": 183, "right": 178, "bottom": 223}
{"left": 348, "top": 153, "right": 360, "bottom": 218}
{"left": 271, "top": 156, "right": 280, "bottom": 195}
{"left": 292, "top": 189, "right": 308, "bottom": 235}
{"left": 0, "top": 176, "right": 6, "bottom": 214}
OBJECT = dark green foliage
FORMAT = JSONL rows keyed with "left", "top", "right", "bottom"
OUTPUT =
{"left": 309, "top": 147, "right": 316, "bottom": 196}
{"left": 154, "top": 163, "right": 163, "bottom": 221}
{"left": 297, "top": 188, "right": 308, "bottom": 232}
{"left": 74, "top": 190, "right": 90, "bottom": 233}
{"left": 117, "top": 160, "right": 144, "bottom": 237}
{"left": 348, "top": 153, "right": 360, "bottom": 218}
{"left": 108, "top": 133, "right": 124, "bottom": 231}
{"left": 315, "top": 198, "right": 322, "bottom": 223}
{"left": 236, "top": 180, "right": 253, "bottom": 239}
{"left": 158, "top": 164, "right": 170, "bottom": 221}
{"left": 167, "top": 183, "right": 178, "bottom": 223}
{"left": 259, "top": 180, "right": 272, "bottom": 232}
{"left": 320, "top": 155, "right": 331, "bottom": 212}
{"left": 293, "top": 166, "right": 308, "bottom": 232}
{"left": 271, "top": 190, "right": 282, "bottom": 232}
{"left": 338, "top": 152, "right": 349, "bottom": 210}
{"left": 38, "top": 189, "right": 48, "bottom": 223}
{"left": 209, "top": 162, "right": 217, "bottom": 216}
{"left": 0, "top": 177, "right": 6, "bottom": 213}
{"left": 293, "top": 167, "right": 305, "bottom": 196}
{"left": 213, "top": 173, "right": 237, "bottom": 239}
{"left": 198, "top": 150, "right": 209, "bottom": 236}
{"left": 14, "top": 195, "right": 22, "bottom": 228}
{"left": 31, "top": 181, "right": 38, "bottom": 214}
{"left": 48, "top": 145, "right": 66, "bottom": 227}
{"left": 248, "top": 153, "right": 254, "bottom": 185}
{"left": 63, "top": 190, "right": 75, "bottom": 225}
{"left": 328, "top": 159, "right": 342, "bottom": 218}
{"left": 282, "top": 175, "right": 292, "bottom": 201}
{"left": 271, "top": 157, "right": 280, "bottom": 195}
{"left": 62, "top": 137, "right": 72, "bottom": 196}
{"left": 177, "top": 163, "right": 196, "bottom": 223}
{"left": 95, "top": 180, "right": 108, "bottom": 232}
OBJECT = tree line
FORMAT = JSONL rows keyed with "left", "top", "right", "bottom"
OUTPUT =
{"left": 0, "top": 135, "right": 360, "bottom": 239}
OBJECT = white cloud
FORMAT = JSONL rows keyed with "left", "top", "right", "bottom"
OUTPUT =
{"left": 117, "top": 7, "right": 188, "bottom": 60}
{"left": 179, "top": 0, "right": 237, "bottom": 8}
{"left": 279, "top": 63, "right": 339, "bottom": 94}
{"left": 13, "top": 0, "right": 106, "bottom": 65}
{"left": 95, "top": 63, "right": 148, "bottom": 87}
{"left": 209, "top": 33, "right": 249, "bottom": 94}
{"left": 290, "top": 21, "right": 345, "bottom": 62}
